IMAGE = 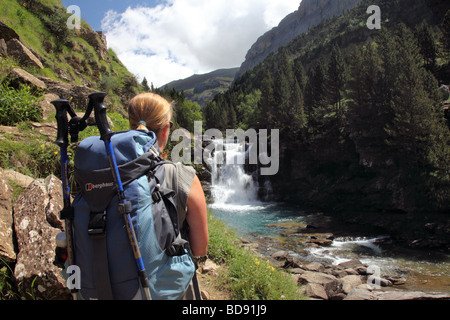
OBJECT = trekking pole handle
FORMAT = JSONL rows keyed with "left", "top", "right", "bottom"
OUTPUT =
{"left": 51, "top": 99, "right": 78, "bottom": 300}
{"left": 89, "top": 92, "right": 114, "bottom": 141}
{"left": 52, "top": 99, "right": 71, "bottom": 148}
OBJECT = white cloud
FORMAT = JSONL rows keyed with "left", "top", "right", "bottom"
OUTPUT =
{"left": 102, "top": 0, "right": 300, "bottom": 87}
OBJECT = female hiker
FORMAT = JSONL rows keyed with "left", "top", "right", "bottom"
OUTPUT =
{"left": 128, "top": 92, "right": 209, "bottom": 299}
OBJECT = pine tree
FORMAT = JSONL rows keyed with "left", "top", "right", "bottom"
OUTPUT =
{"left": 270, "top": 49, "right": 307, "bottom": 137}
{"left": 289, "top": 78, "right": 307, "bottom": 136}
{"left": 273, "top": 50, "right": 292, "bottom": 133}
{"left": 383, "top": 25, "right": 450, "bottom": 208}
{"left": 257, "top": 71, "right": 275, "bottom": 130}
{"left": 415, "top": 22, "right": 437, "bottom": 71}
{"left": 141, "top": 77, "right": 150, "bottom": 92}
{"left": 304, "top": 60, "right": 329, "bottom": 132}
{"left": 293, "top": 59, "right": 307, "bottom": 95}
{"left": 347, "top": 43, "right": 387, "bottom": 143}
{"left": 442, "top": 10, "right": 450, "bottom": 56}
{"left": 348, "top": 26, "right": 450, "bottom": 209}
{"left": 327, "top": 44, "right": 347, "bottom": 113}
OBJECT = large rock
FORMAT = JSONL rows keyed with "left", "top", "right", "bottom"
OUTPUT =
{"left": 80, "top": 29, "right": 109, "bottom": 62}
{"left": 337, "top": 259, "right": 365, "bottom": 270}
{"left": 39, "top": 93, "right": 60, "bottom": 120}
{"left": 13, "top": 175, "right": 70, "bottom": 300}
{"left": 37, "top": 76, "right": 95, "bottom": 110}
{"left": 306, "top": 283, "right": 328, "bottom": 300}
{"left": 344, "top": 288, "right": 377, "bottom": 300}
{"left": 1, "top": 168, "right": 34, "bottom": 189}
{"left": 8, "top": 68, "right": 47, "bottom": 91}
{"left": 7, "top": 39, "right": 43, "bottom": 69}
{"left": 341, "top": 275, "right": 363, "bottom": 294}
{"left": 0, "top": 22, "right": 20, "bottom": 42}
{"left": 304, "top": 262, "right": 325, "bottom": 272}
{"left": 298, "top": 271, "right": 342, "bottom": 300}
{"left": 0, "top": 173, "right": 16, "bottom": 261}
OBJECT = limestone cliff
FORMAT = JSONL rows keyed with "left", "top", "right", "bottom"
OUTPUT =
{"left": 237, "top": 0, "right": 363, "bottom": 78}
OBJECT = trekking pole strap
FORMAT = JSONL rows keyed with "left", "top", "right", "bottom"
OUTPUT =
{"left": 91, "top": 234, "right": 114, "bottom": 300}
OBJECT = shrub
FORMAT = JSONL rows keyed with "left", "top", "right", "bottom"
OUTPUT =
{"left": 0, "top": 133, "right": 59, "bottom": 179}
{"left": 0, "top": 83, "right": 43, "bottom": 125}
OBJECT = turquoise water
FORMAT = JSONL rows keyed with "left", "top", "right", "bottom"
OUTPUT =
{"left": 209, "top": 202, "right": 303, "bottom": 238}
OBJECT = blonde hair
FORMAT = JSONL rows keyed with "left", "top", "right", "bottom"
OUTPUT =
{"left": 128, "top": 93, "right": 173, "bottom": 133}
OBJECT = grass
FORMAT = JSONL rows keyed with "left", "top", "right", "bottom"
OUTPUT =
{"left": 0, "top": 131, "right": 59, "bottom": 178}
{"left": 206, "top": 212, "right": 306, "bottom": 300}
{"left": 0, "top": 83, "right": 44, "bottom": 126}
{"left": 0, "top": 257, "right": 20, "bottom": 300}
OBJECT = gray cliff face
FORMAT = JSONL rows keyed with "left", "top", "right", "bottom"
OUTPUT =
{"left": 237, "top": 0, "right": 364, "bottom": 78}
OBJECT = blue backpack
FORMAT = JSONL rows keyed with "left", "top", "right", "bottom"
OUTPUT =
{"left": 69, "top": 130, "right": 196, "bottom": 300}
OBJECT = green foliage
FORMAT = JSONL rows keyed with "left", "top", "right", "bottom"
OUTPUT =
{"left": 326, "top": 44, "right": 347, "bottom": 112}
{"left": 347, "top": 25, "right": 450, "bottom": 209}
{"left": 0, "top": 83, "right": 43, "bottom": 125}
{"left": 415, "top": 21, "right": 438, "bottom": 71}
{"left": 0, "top": 57, "right": 15, "bottom": 85}
{"left": 0, "top": 257, "right": 19, "bottom": 300}
{"left": 0, "top": 134, "right": 60, "bottom": 178}
{"left": 207, "top": 213, "right": 305, "bottom": 300}
{"left": 151, "top": 85, "right": 204, "bottom": 132}
{"left": 236, "top": 89, "right": 261, "bottom": 129}
{"left": 443, "top": 10, "right": 450, "bottom": 55}
{"left": 175, "top": 100, "right": 203, "bottom": 132}
{"left": 100, "top": 74, "right": 124, "bottom": 95}
{"left": 141, "top": 77, "right": 150, "bottom": 92}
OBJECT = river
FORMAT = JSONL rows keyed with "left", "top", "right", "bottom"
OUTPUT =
{"left": 205, "top": 138, "right": 450, "bottom": 295}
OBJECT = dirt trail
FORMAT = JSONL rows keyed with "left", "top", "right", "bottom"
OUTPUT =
{"left": 196, "top": 260, "right": 232, "bottom": 300}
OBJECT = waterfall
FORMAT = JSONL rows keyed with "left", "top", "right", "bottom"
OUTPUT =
{"left": 206, "top": 139, "right": 262, "bottom": 209}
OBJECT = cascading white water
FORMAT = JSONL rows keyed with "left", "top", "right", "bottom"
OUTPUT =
{"left": 210, "top": 140, "right": 258, "bottom": 204}
{"left": 207, "top": 139, "right": 262, "bottom": 210}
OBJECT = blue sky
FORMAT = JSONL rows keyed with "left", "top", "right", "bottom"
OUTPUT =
{"left": 62, "top": 0, "right": 161, "bottom": 31}
{"left": 61, "top": 0, "right": 300, "bottom": 87}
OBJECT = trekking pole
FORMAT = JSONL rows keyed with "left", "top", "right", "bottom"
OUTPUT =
{"left": 52, "top": 99, "right": 78, "bottom": 300}
{"left": 89, "top": 92, "right": 152, "bottom": 300}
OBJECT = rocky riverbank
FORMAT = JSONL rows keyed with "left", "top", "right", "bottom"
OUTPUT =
{"left": 267, "top": 253, "right": 449, "bottom": 300}
{"left": 231, "top": 212, "right": 450, "bottom": 301}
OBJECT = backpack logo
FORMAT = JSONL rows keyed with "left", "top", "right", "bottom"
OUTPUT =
{"left": 85, "top": 182, "right": 114, "bottom": 192}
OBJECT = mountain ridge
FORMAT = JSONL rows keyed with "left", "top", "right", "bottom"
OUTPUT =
{"left": 236, "top": 0, "right": 364, "bottom": 78}
{"left": 163, "top": 67, "right": 239, "bottom": 107}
